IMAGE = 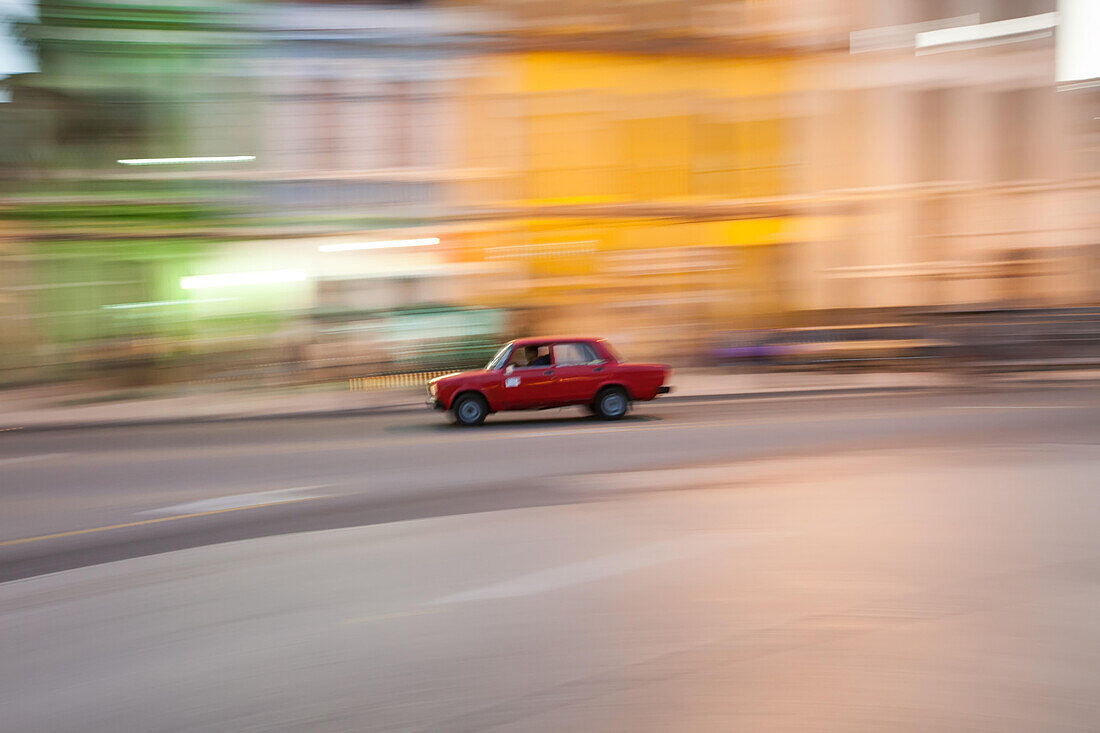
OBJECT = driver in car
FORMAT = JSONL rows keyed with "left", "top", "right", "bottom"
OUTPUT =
{"left": 526, "top": 346, "right": 551, "bottom": 367}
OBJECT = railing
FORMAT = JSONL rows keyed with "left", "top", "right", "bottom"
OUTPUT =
{"left": 349, "top": 371, "right": 453, "bottom": 392}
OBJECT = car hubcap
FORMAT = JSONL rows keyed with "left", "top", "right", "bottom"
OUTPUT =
{"left": 602, "top": 393, "right": 625, "bottom": 415}
{"left": 459, "top": 401, "right": 481, "bottom": 422}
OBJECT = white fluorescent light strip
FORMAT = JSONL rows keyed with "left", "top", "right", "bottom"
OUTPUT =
{"left": 180, "top": 269, "right": 306, "bottom": 290}
{"left": 103, "top": 298, "right": 234, "bottom": 310}
{"left": 915, "top": 12, "right": 1057, "bottom": 52}
{"left": 318, "top": 237, "right": 440, "bottom": 253}
{"left": 850, "top": 14, "right": 980, "bottom": 54}
{"left": 118, "top": 155, "right": 256, "bottom": 166}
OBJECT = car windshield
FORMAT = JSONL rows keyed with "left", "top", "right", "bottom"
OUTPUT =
{"left": 485, "top": 344, "right": 511, "bottom": 370}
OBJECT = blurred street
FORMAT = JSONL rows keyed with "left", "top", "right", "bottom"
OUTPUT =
{"left": 2, "top": 386, "right": 1099, "bottom": 730}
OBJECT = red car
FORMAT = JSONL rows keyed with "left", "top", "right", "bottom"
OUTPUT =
{"left": 427, "top": 337, "right": 672, "bottom": 426}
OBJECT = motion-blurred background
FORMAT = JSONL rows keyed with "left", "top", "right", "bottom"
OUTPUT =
{"left": 1, "top": 0, "right": 1098, "bottom": 391}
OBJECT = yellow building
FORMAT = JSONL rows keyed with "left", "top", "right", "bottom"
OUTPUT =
{"left": 446, "top": 1, "right": 837, "bottom": 357}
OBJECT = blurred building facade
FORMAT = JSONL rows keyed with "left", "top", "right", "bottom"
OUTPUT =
{"left": 0, "top": 0, "right": 508, "bottom": 382}
{"left": 798, "top": 0, "right": 1098, "bottom": 315}
{"left": 449, "top": 0, "right": 1099, "bottom": 358}
{"left": 448, "top": 0, "right": 847, "bottom": 357}
{"left": 0, "top": 0, "right": 257, "bottom": 382}
{"left": 1, "top": 0, "right": 1098, "bottom": 382}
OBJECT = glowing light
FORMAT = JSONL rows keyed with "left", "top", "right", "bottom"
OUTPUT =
{"left": 117, "top": 156, "right": 256, "bottom": 166}
{"left": 1058, "top": 0, "right": 1100, "bottom": 84}
{"left": 849, "top": 14, "right": 979, "bottom": 54}
{"left": 180, "top": 270, "right": 306, "bottom": 290}
{"left": 102, "top": 298, "right": 234, "bottom": 310}
{"left": 317, "top": 238, "right": 439, "bottom": 253}
{"left": 915, "top": 13, "right": 1057, "bottom": 53}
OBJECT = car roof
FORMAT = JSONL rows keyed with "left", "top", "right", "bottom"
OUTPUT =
{"left": 509, "top": 336, "right": 603, "bottom": 347}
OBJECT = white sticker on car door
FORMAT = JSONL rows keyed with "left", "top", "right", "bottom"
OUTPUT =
{"left": 505, "top": 376, "right": 520, "bottom": 388}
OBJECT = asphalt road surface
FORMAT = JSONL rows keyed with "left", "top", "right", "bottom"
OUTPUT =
{"left": 2, "top": 386, "right": 1099, "bottom": 731}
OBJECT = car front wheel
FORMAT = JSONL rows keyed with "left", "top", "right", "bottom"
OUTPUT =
{"left": 451, "top": 393, "right": 488, "bottom": 426}
{"left": 594, "top": 387, "right": 629, "bottom": 420}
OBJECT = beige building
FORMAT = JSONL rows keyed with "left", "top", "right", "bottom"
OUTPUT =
{"left": 790, "top": 0, "right": 1099, "bottom": 315}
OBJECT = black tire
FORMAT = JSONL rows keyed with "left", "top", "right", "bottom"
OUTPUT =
{"left": 451, "top": 393, "right": 488, "bottom": 426}
{"left": 593, "top": 386, "right": 629, "bottom": 420}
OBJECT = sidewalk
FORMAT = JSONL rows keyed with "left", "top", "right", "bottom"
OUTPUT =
{"left": 2, "top": 369, "right": 1097, "bottom": 432}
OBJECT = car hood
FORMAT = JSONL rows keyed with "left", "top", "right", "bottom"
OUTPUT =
{"left": 429, "top": 369, "right": 490, "bottom": 385}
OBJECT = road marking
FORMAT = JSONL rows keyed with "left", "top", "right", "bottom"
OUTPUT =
{"left": 0, "top": 453, "right": 66, "bottom": 466}
{"left": 426, "top": 412, "right": 896, "bottom": 444}
{"left": 137, "top": 486, "right": 329, "bottom": 516}
{"left": 437, "top": 419, "right": 733, "bottom": 444}
{"left": 0, "top": 494, "right": 327, "bottom": 549}
{"left": 945, "top": 405, "right": 1082, "bottom": 410}
{"left": 427, "top": 403, "right": 1011, "bottom": 444}
{"left": 463, "top": 401, "right": 1093, "bottom": 443}
{"left": 342, "top": 608, "right": 444, "bottom": 625}
{"left": 427, "top": 532, "right": 782, "bottom": 605}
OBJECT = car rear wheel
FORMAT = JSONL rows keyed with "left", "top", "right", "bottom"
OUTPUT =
{"left": 451, "top": 393, "right": 488, "bottom": 426}
{"left": 593, "top": 387, "right": 629, "bottom": 420}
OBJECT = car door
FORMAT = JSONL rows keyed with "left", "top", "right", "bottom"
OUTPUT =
{"left": 551, "top": 342, "right": 605, "bottom": 405}
{"left": 500, "top": 344, "right": 558, "bottom": 408}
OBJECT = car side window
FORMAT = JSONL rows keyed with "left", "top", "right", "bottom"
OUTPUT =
{"left": 553, "top": 342, "right": 600, "bottom": 365}
{"left": 509, "top": 345, "right": 552, "bottom": 368}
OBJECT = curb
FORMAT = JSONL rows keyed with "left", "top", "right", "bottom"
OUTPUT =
{"left": 0, "top": 403, "right": 427, "bottom": 434}
{"left": 0, "top": 384, "right": 937, "bottom": 433}
{"left": 4, "top": 376, "right": 1098, "bottom": 433}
